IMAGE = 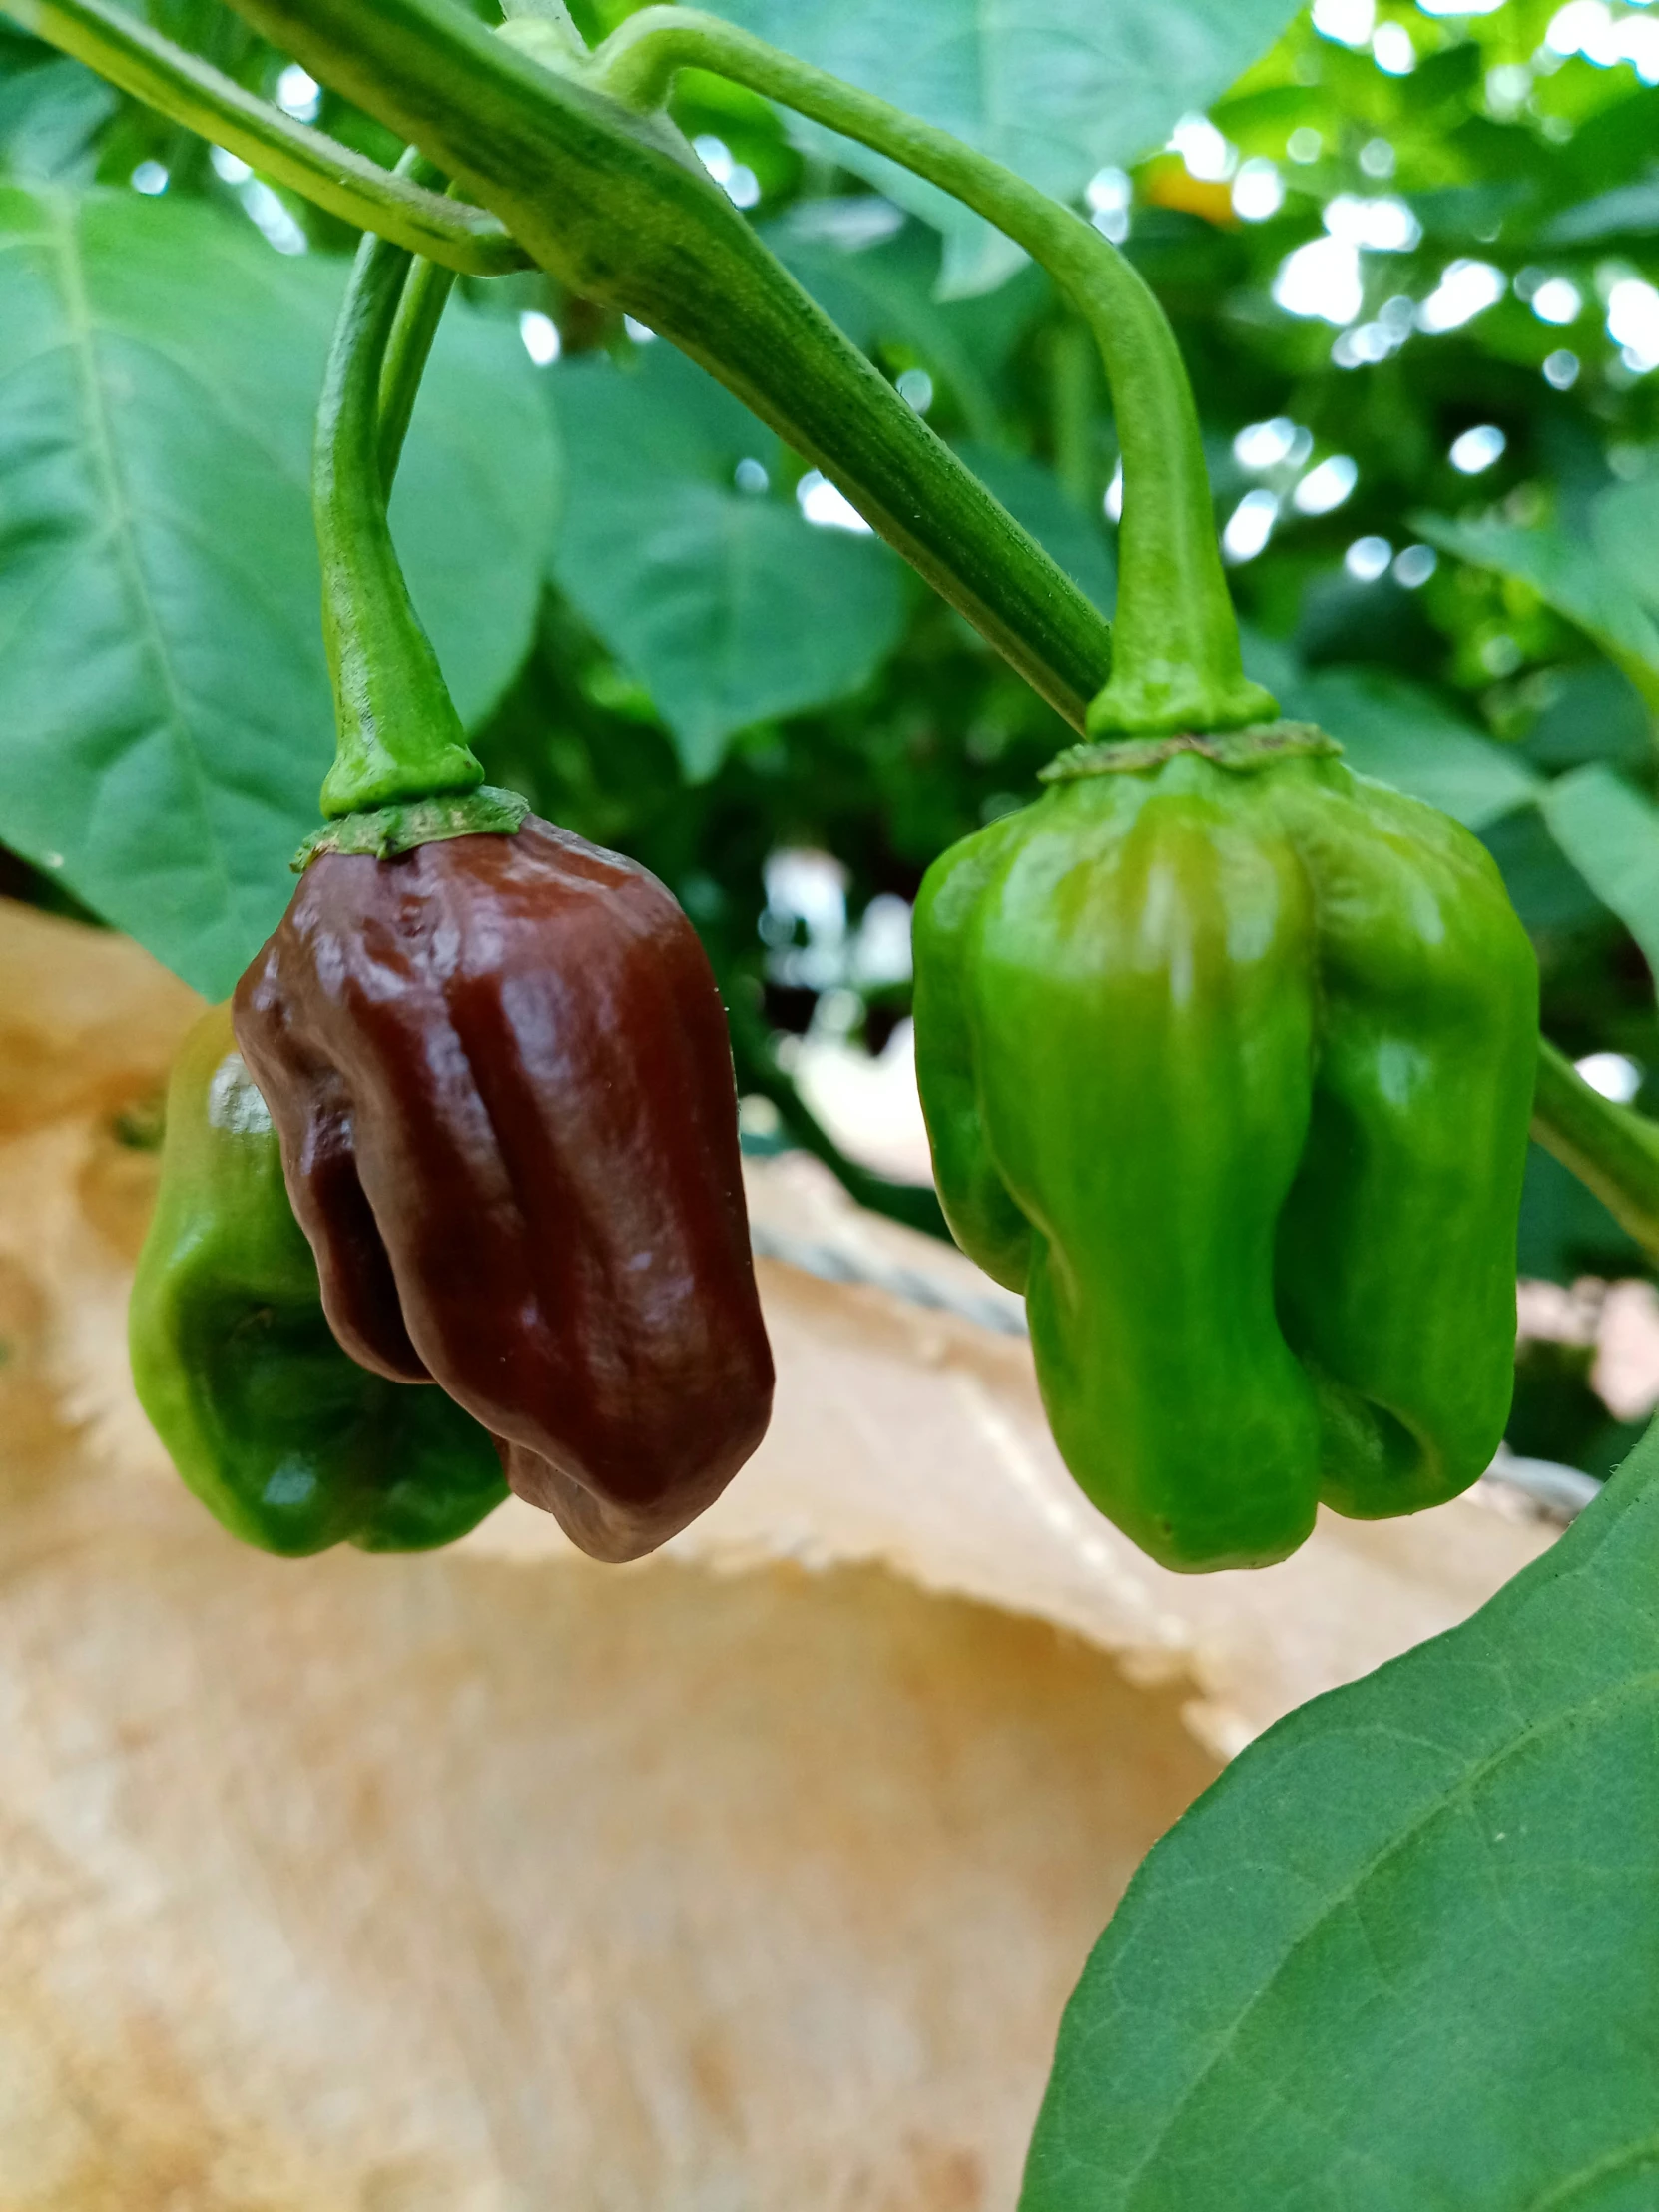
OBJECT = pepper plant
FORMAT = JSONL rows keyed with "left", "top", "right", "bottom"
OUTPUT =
{"left": 4, "top": 0, "right": 1659, "bottom": 2196}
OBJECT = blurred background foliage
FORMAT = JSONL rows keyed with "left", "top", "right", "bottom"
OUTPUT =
{"left": 3, "top": 0, "right": 1659, "bottom": 1473}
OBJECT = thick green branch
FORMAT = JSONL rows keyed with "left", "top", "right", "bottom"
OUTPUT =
{"left": 5, "top": 0, "right": 529, "bottom": 274}
{"left": 214, "top": 0, "right": 1114, "bottom": 733}
{"left": 590, "top": 5, "right": 1273, "bottom": 739}
{"left": 1533, "top": 1041, "right": 1659, "bottom": 1262}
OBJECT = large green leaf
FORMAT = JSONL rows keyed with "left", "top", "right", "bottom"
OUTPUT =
{"left": 696, "top": 0, "right": 1307, "bottom": 294}
{"left": 0, "top": 186, "right": 557, "bottom": 997}
{"left": 1290, "top": 667, "right": 1541, "bottom": 830}
{"left": 395, "top": 295, "right": 561, "bottom": 734}
{"left": 548, "top": 341, "right": 907, "bottom": 780}
{"left": 1542, "top": 177, "right": 1659, "bottom": 247}
{"left": 0, "top": 53, "right": 114, "bottom": 180}
{"left": 1023, "top": 1416, "right": 1659, "bottom": 2211}
{"left": 1243, "top": 637, "right": 1540, "bottom": 831}
{"left": 1420, "top": 484, "right": 1659, "bottom": 715}
{"left": 1541, "top": 764, "right": 1659, "bottom": 984}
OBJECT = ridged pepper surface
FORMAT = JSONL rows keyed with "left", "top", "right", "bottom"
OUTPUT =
{"left": 913, "top": 739, "right": 1538, "bottom": 1573}
{"left": 130, "top": 1001, "right": 508, "bottom": 1555}
{"left": 233, "top": 815, "right": 775, "bottom": 1565}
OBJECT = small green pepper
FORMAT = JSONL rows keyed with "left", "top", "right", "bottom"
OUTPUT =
{"left": 130, "top": 1003, "right": 508, "bottom": 1555}
{"left": 913, "top": 734, "right": 1538, "bottom": 1573}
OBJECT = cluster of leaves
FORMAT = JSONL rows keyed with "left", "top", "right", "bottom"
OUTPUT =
{"left": 3, "top": 0, "right": 1659, "bottom": 1445}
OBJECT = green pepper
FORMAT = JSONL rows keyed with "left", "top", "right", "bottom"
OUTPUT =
{"left": 913, "top": 733, "right": 1538, "bottom": 1573}
{"left": 129, "top": 1003, "right": 508, "bottom": 1556}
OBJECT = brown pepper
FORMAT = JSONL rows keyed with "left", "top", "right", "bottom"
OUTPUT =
{"left": 233, "top": 817, "right": 774, "bottom": 1563}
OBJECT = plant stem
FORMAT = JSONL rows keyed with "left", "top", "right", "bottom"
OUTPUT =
{"left": 315, "top": 169, "right": 483, "bottom": 817}
{"left": 727, "top": 999, "right": 950, "bottom": 1242}
{"left": 42, "top": 0, "right": 1659, "bottom": 1249}
{"left": 1048, "top": 321, "right": 1098, "bottom": 514}
{"left": 1533, "top": 1041, "right": 1659, "bottom": 1261}
{"left": 214, "top": 0, "right": 1115, "bottom": 734}
{"left": 6, "top": 0, "right": 529, "bottom": 274}
{"left": 376, "top": 160, "right": 459, "bottom": 484}
{"left": 591, "top": 6, "right": 1275, "bottom": 738}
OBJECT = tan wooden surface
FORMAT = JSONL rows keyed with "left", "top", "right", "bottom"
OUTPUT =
{"left": 0, "top": 900, "right": 1558, "bottom": 2209}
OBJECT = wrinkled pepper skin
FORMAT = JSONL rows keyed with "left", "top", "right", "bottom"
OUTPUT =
{"left": 913, "top": 751, "right": 1538, "bottom": 1573}
{"left": 233, "top": 816, "right": 775, "bottom": 1565}
{"left": 130, "top": 1003, "right": 508, "bottom": 1555}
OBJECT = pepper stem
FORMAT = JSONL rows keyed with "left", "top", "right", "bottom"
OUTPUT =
{"left": 19, "top": 0, "right": 528, "bottom": 274}
{"left": 585, "top": 6, "right": 1275, "bottom": 739}
{"left": 314, "top": 153, "right": 484, "bottom": 819}
{"left": 377, "top": 248, "right": 459, "bottom": 486}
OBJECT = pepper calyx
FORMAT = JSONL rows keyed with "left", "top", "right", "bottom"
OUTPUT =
{"left": 1039, "top": 721, "right": 1343, "bottom": 784}
{"left": 293, "top": 785, "right": 532, "bottom": 870}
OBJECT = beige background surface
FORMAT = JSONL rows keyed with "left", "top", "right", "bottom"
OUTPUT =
{"left": 0, "top": 901, "right": 1560, "bottom": 2208}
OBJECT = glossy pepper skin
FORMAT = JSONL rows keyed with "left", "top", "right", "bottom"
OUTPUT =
{"left": 233, "top": 815, "right": 775, "bottom": 1565}
{"left": 130, "top": 1003, "right": 508, "bottom": 1555}
{"left": 913, "top": 747, "right": 1538, "bottom": 1573}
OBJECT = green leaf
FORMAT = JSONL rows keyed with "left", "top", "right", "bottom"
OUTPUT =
{"left": 1541, "top": 177, "right": 1659, "bottom": 247}
{"left": 1303, "top": 669, "right": 1541, "bottom": 830}
{"left": 780, "top": 144, "right": 1026, "bottom": 305}
{"left": 548, "top": 341, "right": 907, "bottom": 780}
{"left": 1023, "top": 1416, "right": 1659, "bottom": 2211}
{"left": 393, "top": 297, "right": 562, "bottom": 737}
{"left": 0, "top": 186, "right": 556, "bottom": 997}
{"left": 1481, "top": 805, "right": 1608, "bottom": 938}
{"left": 1519, "top": 1140, "right": 1646, "bottom": 1289}
{"left": 1242, "top": 638, "right": 1540, "bottom": 830}
{"left": 0, "top": 55, "right": 115, "bottom": 181}
{"left": 1419, "top": 485, "right": 1659, "bottom": 712}
{"left": 1541, "top": 764, "right": 1659, "bottom": 983}
{"left": 1523, "top": 662, "right": 1653, "bottom": 775}
{"left": 694, "top": 0, "right": 1307, "bottom": 294}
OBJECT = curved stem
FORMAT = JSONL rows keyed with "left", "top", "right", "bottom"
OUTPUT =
{"left": 1533, "top": 1040, "right": 1659, "bottom": 1263}
{"left": 592, "top": 6, "right": 1274, "bottom": 739}
{"left": 1049, "top": 322, "right": 1098, "bottom": 512}
{"left": 315, "top": 167, "right": 482, "bottom": 817}
{"left": 8, "top": 0, "right": 530, "bottom": 275}
{"left": 376, "top": 160, "right": 459, "bottom": 484}
{"left": 217, "top": 0, "right": 1115, "bottom": 733}
{"left": 208, "top": 0, "right": 1659, "bottom": 1243}
{"left": 726, "top": 998, "right": 950, "bottom": 1243}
